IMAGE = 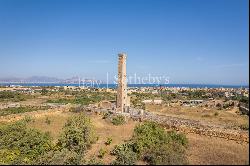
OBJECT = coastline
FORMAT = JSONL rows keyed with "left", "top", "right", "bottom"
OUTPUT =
{"left": 0, "top": 83, "right": 248, "bottom": 89}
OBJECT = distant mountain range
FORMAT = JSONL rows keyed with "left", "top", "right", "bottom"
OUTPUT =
{"left": 0, "top": 76, "right": 101, "bottom": 83}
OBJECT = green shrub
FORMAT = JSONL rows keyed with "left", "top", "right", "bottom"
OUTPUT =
{"left": 41, "top": 88, "right": 48, "bottom": 95}
{"left": 86, "top": 157, "right": 104, "bottom": 165}
{"left": 111, "top": 121, "right": 189, "bottom": 165}
{"left": 0, "top": 91, "right": 29, "bottom": 102}
{"left": 23, "top": 116, "right": 34, "bottom": 123}
{"left": 239, "top": 123, "right": 249, "bottom": 130}
{"left": 57, "top": 113, "right": 97, "bottom": 154}
{"left": 0, "top": 149, "right": 21, "bottom": 165}
{"left": 201, "top": 114, "right": 211, "bottom": 118}
{"left": 0, "top": 121, "right": 52, "bottom": 164}
{"left": 214, "top": 112, "right": 219, "bottom": 116}
{"left": 105, "top": 137, "right": 113, "bottom": 145}
{"left": 112, "top": 115, "right": 125, "bottom": 125}
{"left": 111, "top": 142, "right": 138, "bottom": 165}
{"left": 132, "top": 121, "right": 168, "bottom": 154}
{"left": 167, "top": 131, "right": 188, "bottom": 147}
{"left": 35, "top": 148, "right": 82, "bottom": 165}
{"left": 0, "top": 106, "right": 49, "bottom": 116}
{"left": 143, "top": 142, "right": 188, "bottom": 165}
{"left": 98, "top": 148, "right": 106, "bottom": 158}
{"left": 102, "top": 112, "right": 111, "bottom": 119}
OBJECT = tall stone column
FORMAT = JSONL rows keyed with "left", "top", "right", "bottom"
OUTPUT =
{"left": 116, "top": 53, "right": 128, "bottom": 113}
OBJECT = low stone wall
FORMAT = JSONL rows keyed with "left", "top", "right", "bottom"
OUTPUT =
{"left": 84, "top": 106, "right": 249, "bottom": 143}
{"left": 239, "top": 106, "right": 249, "bottom": 116}
{"left": 131, "top": 111, "right": 249, "bottom": 143}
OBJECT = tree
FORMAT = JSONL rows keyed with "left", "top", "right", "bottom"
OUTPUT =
{"left": 57, "top": 113, "right": 97, "bottom": 154}
{"left": 41, "top": 88, "right": 48, "bottom": 95}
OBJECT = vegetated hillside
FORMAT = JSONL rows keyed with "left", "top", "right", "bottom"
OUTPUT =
{"left": 0, "top": 110, "right": 249, "bottom": 165}
{"left": 0, "top": 112, "right": 189, "bottom": 165}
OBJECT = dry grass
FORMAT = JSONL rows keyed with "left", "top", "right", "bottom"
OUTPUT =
{"left": 186, "top": 133, "right": 249, "bottom": 165}
{"left": 11, "top": 109, "right": 249, "bottom": 165}
{"left": 19, "top": 98, "right": 47, "bottom": 106}
{"left": 27, "top": 112, "right": 72, "bottom": 140}
{"left": 146, "top": 104, "right": 249, "bottom": 128}
{"left": 85, "top": 114, "right": 138, "bottom": 164}
{"left": 25, "top": 111, "right": 138, "bottom": 164}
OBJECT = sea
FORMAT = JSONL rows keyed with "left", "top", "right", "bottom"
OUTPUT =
{"left": 0, "top": 83, "right": 248, "bottom": 89}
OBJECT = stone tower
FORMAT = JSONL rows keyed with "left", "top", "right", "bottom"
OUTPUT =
{"left": 117, "top": 53, "right": 129, "bottom": 112}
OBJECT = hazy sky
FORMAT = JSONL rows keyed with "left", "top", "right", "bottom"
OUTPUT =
{"left": 0, "top": 0, "right": 249, "bottom": 85}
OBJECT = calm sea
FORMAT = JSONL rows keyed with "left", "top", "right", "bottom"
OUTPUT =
{"left": 0, "top": 83, "right": 248, "bottom": 89}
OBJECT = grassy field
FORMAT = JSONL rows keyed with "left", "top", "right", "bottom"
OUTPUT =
{"left": 27, "top": 112, "right": 71, "bottom": 140}
{"left": 146, "top": 104, "right": 249, "bottom": 129}
{"left": 0, "top": 106, "right": 50, "bottom": 116}
{"left": 187, "top": 133, "right": 249, "bottom": 165}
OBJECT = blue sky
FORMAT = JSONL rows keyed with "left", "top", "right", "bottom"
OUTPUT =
{"left": 0, "top": 0, "right": 249, "bottom": 85}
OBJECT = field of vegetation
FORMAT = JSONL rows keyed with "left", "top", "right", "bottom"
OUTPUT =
{"left": 0, "top": 91, "right": 34, "bottom": 102}
{"left": 0, "top": 108, "right": 248, "bottom": 165}
{"left": 0, "top": 106, "right": 50, "bottom": 117}
{"left": 0, "top": 88, "right": 248, "bottom": 165}
{"left": 0, "top": 111, "right": 189, "bottom": 165}
{"left": 47, "top": 91, "right": 115, "bottom": 105}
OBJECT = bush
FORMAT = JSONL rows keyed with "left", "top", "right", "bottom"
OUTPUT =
{"left": 239, "top": 123, "right": 249, "bottom": 130}
{"left": 216, "top": 103, "right": 222, "bottom": 110}
{"left": 86, "top": 157, "right": 104, "bottom": 165}
{"left": 112, "top": 115, "right": 125, "bottom": 125}
{"left": 201, "top": 114, "right": 211, "bottom": 118}
{"left": 167, "top": 131, "right": 188, "bottom": 147}
{"left": 35, "top": 148, "right": 82, "bottom": 165}
{"left": 111, "top": 142, "right": 138, "bottom": 165}
{"left": 23, "top": 116, "right": 34, "bottom": 123}
{"left": 98, "top": 148, "right": 106, "bottom": 158}
{"left": 0, "top": 121, "right": 52, "bottom": 164}
{"left": 57, "top": 113, "right": 97, "bottom": 154}
{"left": 133, "top": 122, "right": 188, "bottom": 165}
{"left": 41, "top": 88, "right": 48, "bottom": 95}
{"left": 110, "top": 121, "right": 188, "bottom": 165}
{"left": 0, "top": 149, "right": 21, "bottom": 165}
{"left": 132, "top": 121, "right": 168, "bottom": 154}
{"left": 143, "top": 143, "right": 188, "bottom": 165}
{"left": 102, "top": 112, "right": 111, "bottom": 119}
{"left": 105, "top": 137, "right": 113, "bottom": 145}
{"left": 0, "top": 91, "right": 28, "bottom": 102}
{"left": 0, "top": 106, "right": 49, "bottom": 116}
{"left": 214, "top": 112, "right": 219, "bottom": 116}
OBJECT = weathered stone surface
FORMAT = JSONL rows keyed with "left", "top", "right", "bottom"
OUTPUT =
{"left": 116, "top": 53, "right": 130, "bottom": 113}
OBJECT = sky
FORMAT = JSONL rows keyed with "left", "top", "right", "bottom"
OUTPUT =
{"left": 0, "top": 0, "right": 249, "bottom": 85}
